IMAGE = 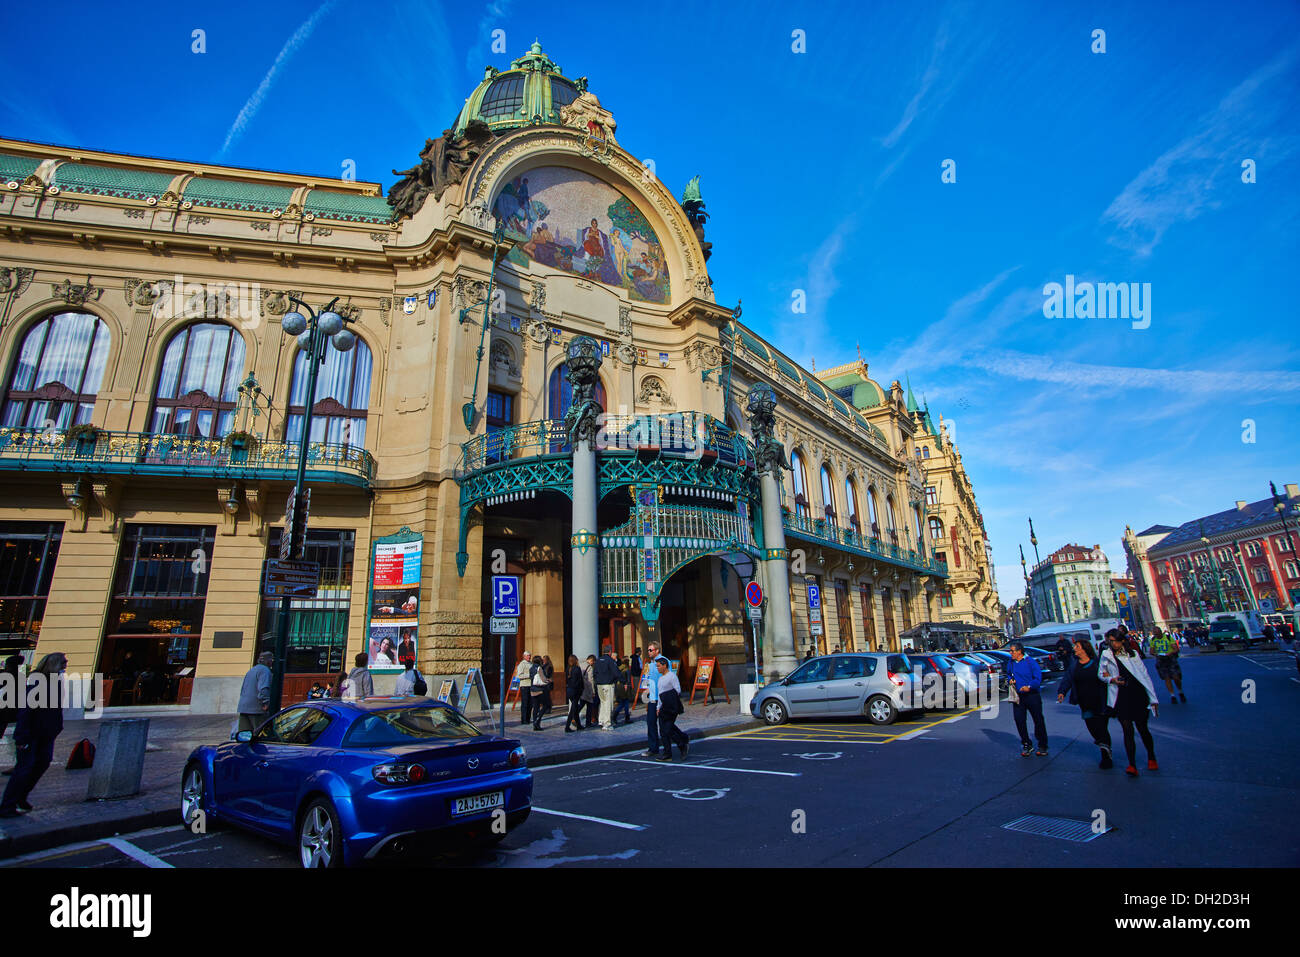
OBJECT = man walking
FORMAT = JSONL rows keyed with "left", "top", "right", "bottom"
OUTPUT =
{"left": 640, "top": 641, "right": 663, "bottom": 756}
{"left": 653, "top": 657, "right": 689, "bottom": 761}
{"left": 594, "top": 644, "right": 618, "bottom": 730}
{"left": 345, "top": 652, "right": 373, "bottom": 699}
{"left": 515, "top": 652, "right": 533, "bottom": 725}
{"left": 1007, "top": 641, "right": 1048, "bottom": 757}
{"left": 237, "top": 652, "right": 274, "bottom": 733}
{"left": 1149, "top": 626, "right": 1185, "bottom": 704}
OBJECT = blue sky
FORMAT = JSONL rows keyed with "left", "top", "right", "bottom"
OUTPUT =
{"left": 3, "top": 0, "right": 1298, "bottom": 604}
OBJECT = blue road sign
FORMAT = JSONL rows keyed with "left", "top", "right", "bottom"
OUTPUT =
{"left": 492, "top": 575, "right": 520, "bottom": 617}
{"left": 807, "top": 583, "right": 821, "bottom": 609}
{"left": 746, "top": 581, "right": 764, "bottom": 607}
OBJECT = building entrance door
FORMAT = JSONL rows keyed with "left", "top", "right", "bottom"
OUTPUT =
{"left": 882, "top": 587, "right": 897, "bottom": 650}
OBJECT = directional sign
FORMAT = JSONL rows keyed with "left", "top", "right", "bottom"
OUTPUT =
{"left": 492, "top": 575, "right": 521, "bottom": 617}
{"left": 263, "top": 560, "right": 320, "bottom": 598}
{"left": 745, "top": 581, "right": 764, "bottom": 608}
{"left": 490, "top": 616, "right": 518, "bottom": 634}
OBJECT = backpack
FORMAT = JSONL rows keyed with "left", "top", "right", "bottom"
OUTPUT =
{"left": 66, "top": 738, "right": 95, "bottom": 770}
{"left": 413, "top": 672, "right": 428, "bottom": 696}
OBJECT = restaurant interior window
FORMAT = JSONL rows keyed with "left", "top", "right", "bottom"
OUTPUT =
{"left": 97, "top": 525, "right": 215, "bottom": 705}
{"left": 0, "top": 522, "right": 63, "bottom": 657}
{"left": 2, "top": 312, "right": 110, "bottom": 430}
{"left": 256, "top": 528, "right": 355, "bottom": 677}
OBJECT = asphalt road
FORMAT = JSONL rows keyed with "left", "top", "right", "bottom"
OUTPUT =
{"left": 6, "top": 650, "right": 1297, "bottom": 868}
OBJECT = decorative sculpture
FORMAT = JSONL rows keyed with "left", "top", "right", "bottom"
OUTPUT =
{"left": 563, "top": 335, "right": 604, "bottom": 445}
{"left": 746, "top": 382, "right": 788, "bottom": 474}
{"left": 387, "top": 120, "right": 494, "bottom": 219}
{"left": 681, "top": 176, "right": 712, "bottom": 262}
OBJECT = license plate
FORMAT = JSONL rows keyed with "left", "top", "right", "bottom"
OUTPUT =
{"left": 452, "top": 791, "right": 503, "bottom": 816}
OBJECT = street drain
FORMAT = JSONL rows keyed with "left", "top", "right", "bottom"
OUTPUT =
{"left": 1001, "top": 814, "right": 1110, "bottom": 842}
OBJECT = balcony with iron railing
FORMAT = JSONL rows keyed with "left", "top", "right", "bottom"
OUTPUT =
{"left": 0, "top": 427, "right": 376, "bottom": 487}
{"left": 783, "top": 509, "right": 949, "bottom": 577}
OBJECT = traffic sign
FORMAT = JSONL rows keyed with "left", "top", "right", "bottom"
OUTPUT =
{"left": 747, "top": 604, "right": 762, "bottom": 621}
{"left": 492, "top": 575, "right": 520, "bottom": 617}
{"left": 490, "top": 616, "right": 518, "bottom": 634}
{"left": 264, "top": 560, "right": 320, "bottom": 598}
{"left": 745, "top": 581, "right": 764, "bottom": 608}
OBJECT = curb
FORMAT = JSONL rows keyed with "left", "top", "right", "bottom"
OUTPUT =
{"left": 0, "top": 717, "right": 762, "bottom": 861}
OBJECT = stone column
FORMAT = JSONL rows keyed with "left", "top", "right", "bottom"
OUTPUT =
{"left": 746, "top": 383, "right": 797, "bottom": 678}
{"left": 565, "top": 335, "right": 603, "bottom": 662}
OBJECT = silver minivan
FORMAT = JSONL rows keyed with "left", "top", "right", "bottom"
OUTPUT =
{"left": 750, "top": 653, "right": 916, "bottom": 726}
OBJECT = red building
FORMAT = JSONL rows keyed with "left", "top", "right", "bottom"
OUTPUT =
{"left": 1123, "top": 484, "right": 1300, "bottom": 628}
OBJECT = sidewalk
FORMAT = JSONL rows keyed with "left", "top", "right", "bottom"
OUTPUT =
{"left": 0, "top": 697, "right": 757, "bottom": 860}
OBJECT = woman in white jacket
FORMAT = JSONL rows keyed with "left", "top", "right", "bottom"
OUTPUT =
{"left": 1098, "top": 629, "right": 1159, "bottom": 777}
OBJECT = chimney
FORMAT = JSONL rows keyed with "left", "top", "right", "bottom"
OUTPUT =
{"left": 1286, "top": 483, "right": 1299, "bottom": 498}
{"left": 1236, "top": 500, "right": 1248, "bottom": 510}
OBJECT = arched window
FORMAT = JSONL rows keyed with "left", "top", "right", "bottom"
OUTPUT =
{"left": 820, "top": 464, "right": 836, "bottom": 524}
{"left": 287, "top": 337, "right": 372, "bottom": 447}
{"left": 885, "top": 495, "right": 898, "bottom": 540}
{"left": 790, "top": 450, "right": 810, "bottom": 521}
{"left": 2, "top": 312, "right": 110, "bottom": 429}
{"left": 866, "top": 487, "right": 880, "bottom": 538}
{"left": 844, "top": 477, "right": 861, "bottom": 533}
{"left": 913, "top": 505, "right": 924, "bottom": 548}
{"left": 149, "top": 322, "right": 246, "bottom": 438}
{"left": 547, "top": 364, "right": 607, "bottom": 420}
{"left": 929, "top": 517, "right": 944, "bottom": 542}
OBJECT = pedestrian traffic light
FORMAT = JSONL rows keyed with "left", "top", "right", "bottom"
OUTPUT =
{"left": 286, "top": 486, "right": 310, "bottom": 560}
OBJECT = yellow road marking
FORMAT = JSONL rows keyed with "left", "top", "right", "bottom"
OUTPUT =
{"left": 725, "top": 708, "right": 981, "bottom": 744}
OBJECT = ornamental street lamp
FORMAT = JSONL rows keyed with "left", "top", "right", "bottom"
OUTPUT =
{"left": 1198, "top": 523, "right": 1228, "bottom": 614}
{"left": 1231, "top": 542, "right": 1259, "bottom": 611}
{"left": 1271, "top": 481, "right": 1300, "bottom": 611}
{"left": 269, "top": 296, "right": 356, "bottom": 712}
{"left": 1028, "top": 517, "right": 1057, "bottom": 623}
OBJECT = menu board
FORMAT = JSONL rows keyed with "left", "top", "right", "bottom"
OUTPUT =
{"left": 369, "top": 538, "right": 422, "bottom": 673}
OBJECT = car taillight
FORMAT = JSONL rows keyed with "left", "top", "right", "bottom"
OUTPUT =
{"left": 887, "top": 671, "right": 906, "bottom": 686}
{"left": 508, "top": 746, "right": 526, "bottom": 768}
{"left": 372, "top": 762, "right": 425, "bottom": 785}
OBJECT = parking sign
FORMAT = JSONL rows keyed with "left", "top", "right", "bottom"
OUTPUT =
{"left": 492, "top": 575, "right": 520, "bottom": 617}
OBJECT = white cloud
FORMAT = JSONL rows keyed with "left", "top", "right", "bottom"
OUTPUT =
{"left": 217, "top": 0, "right": 340, "bottom": 159}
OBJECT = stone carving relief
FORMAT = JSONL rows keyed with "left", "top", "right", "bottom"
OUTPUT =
{"left": 0, "top": 266, "right": 34, "bottom": 297}
{"left": 50, "top": 277, "right": 102, "bottom": 305}
{"left": 638, "top": 374, "right": 673, "bottom": 406}
{"left": 490, "top": 339, "right": 520, "bottom": 378}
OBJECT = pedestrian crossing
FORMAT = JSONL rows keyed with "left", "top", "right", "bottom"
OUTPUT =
{"left": 1241, "top": 652, "right": 1299, "bottom": 672}
{"left": 718, "top": 708, "right": 983, "bottom": 744}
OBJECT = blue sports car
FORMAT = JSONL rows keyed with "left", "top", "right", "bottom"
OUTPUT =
{"left": 180, "top": 698, "right": 532, "bottom": 867}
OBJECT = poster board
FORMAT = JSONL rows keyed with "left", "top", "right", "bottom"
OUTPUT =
{"left": 689, "top": 656, "right": 731, "bottom": 705}
{"left": 367, "top": 529, "right": 423, "bottom": 674}
{"left": 436, "top": 679, "right": 455, "bottom": 704}
{"left": 506, "top": 674, "right": 522, "bottom": 710}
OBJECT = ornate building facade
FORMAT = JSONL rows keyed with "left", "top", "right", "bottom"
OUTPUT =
{"left": 1028, "top": 543, "right": 1116, "bottom": 624}
{"left": 1123, "top": 484, "right": 1300, "bottom": 629}
{"left": 0, "top": 42, "right": 948, "bottom": 712}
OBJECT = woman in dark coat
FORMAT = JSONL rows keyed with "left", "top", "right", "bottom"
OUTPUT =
{"left": 564, "top": 655, "right": 585, "bottom": 732}
{"left": 0, "top": 652, "right": 67, "bottom": 818}
{"left": 1056, "top": 637, "right": 1113, "bottom": 769}
{"left": 0, "top": 655, "right": 21, "bottom": 743}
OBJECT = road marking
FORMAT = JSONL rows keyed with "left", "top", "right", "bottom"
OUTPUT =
{"left": 102, "top": 837, "right": 175, "bottom": 869}
{"left": 890, "top": 708, "right": 981, "bottom": 741}
{"left": 0, "top": 825, "right": 181, "bottom": 868}
{"left": 603, "top": 757, "right": 800, "bottom": 776}
{"left": 654, "top": 787, "right": 730, "bottom": 800}
{"left": 531, "top": 807, "right": 647, "bottom": 831}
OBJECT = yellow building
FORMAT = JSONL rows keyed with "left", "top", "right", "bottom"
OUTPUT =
{"left": 0, "top": 42, "right": 947, "bottom": 711}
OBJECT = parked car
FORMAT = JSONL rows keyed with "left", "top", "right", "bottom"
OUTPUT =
{"left": 1022, "top": 646, "right": 1063, "bottom": 675}
{"left": 949, "top": 653, "right": 1003, "bottom": 695}
{"left": 180, "top": 699, "right": 532, "bottom": 868}
{"left": 902, "top": 653, "right": 968, "bottom": 709}
{"left": 751, "top": 653, "right": 916, "bottom": 726}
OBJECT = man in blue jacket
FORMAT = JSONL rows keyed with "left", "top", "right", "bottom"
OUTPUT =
{"left": 1008, "top": 642, "right": 1048, "bottom": 757}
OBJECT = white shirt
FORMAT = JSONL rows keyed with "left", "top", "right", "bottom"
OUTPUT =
{"left": 656, "top": 670, "right": 681, "bottom": 696}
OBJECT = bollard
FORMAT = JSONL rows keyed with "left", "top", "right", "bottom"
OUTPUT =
{"left": 86, "top": 718, "right": 150, "bottom": 800}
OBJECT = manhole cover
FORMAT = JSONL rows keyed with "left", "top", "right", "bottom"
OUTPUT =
{"left": 1001, "top": 814, "right": 1110, "bottom": 842}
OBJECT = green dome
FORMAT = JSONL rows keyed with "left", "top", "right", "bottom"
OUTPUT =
{"left": 453, "top": 40, "right": 586, "bottom": 136}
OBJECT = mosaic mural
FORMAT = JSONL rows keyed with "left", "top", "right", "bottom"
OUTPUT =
{"left": 493, "top": 166, "right": 669, "bottom": 304}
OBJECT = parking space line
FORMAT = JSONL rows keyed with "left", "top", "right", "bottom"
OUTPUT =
{"left": 885, "top": 708, "right": 982, "bottom": 741}
{"left": 531, "top": 807, "right": 647, "bottom": 830}
{"left": 102, "top": 837, "right": 175, "bottom": 869}
{"left": 603, "top": 757, "right": 800, "bottom": 776}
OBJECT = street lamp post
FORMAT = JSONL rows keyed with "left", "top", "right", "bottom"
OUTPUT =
{"left": 1028, "top": 517, "right": 1056, "bottom": 623}
{"left": 1232, "top": 543, "right": 1259, "bottom": 611}
{"left": 1271, "top": 481, "right": 1300, "bottom": 613}
{"left": 269, "top": 297, "right": 357, "bottom": 712}
{"left": 1199, "top": 524, "right": 1227, "bottom": 615}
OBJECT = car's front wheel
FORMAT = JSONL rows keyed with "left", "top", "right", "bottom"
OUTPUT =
{"left": 866, "top": 695, "right": 898, "bottom": 725}
{"left": 180, "top": 763, "right": 210, "bottom": 830}
{"left": 298, "top": 798, "right": 342, "bottom": 868}
{"left": 760, "top": 698, "right": 788, "bottom": 725}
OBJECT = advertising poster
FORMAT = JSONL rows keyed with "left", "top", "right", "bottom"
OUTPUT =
{"left": 369, "top": 538, "right": 422, "bottom": 672}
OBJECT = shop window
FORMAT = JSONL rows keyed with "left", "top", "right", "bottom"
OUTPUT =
{"left": 0, "top": 522, "right": 63, "bottom": 655}
{"left": 256, "top": 528, "right": 355, "bottom": 676}
{"left": 97, "top": 525, "right": 215, "bottom": 705}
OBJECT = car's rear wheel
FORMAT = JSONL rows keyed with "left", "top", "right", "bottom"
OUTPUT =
{"left": 866, "top": 695, "right": 897, "bottom": 725}
{"left": 299, "top": 799, "right": 342, "bottom": 868}
{"left": 180, "top": 763, "right": 210, "bottom": 830}
{"left": 761, "top": 698, "right": 788, "bottom": 725}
